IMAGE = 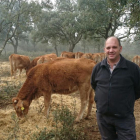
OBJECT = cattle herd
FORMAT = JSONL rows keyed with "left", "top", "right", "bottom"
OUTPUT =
{"left": 9, "top": 51, "right": 139, "bottom": 122}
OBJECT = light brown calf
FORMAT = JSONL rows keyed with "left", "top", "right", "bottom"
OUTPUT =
{"left": 75, "top": 52, "right": 84, "bottom": 59}
{"left": 91, "top": 53, "right": 106, "bottom": 63}
{"left": 81, "top": 53, "right": 93, "bottom": 59}
{"left": 132, "top": 55, "right": 140, "bottom": 67}
{"left": 60, "top": 51, "right": 75, "bottom": 58}
{"left": 99, "top": 53, "right": 106, "bottom": 61}
{"left": 9, "top": 54, "right": 30, "bottom": 78}
{"left": 27, "top": 53, "right": 57, "bottom": 73}
{"left": 37, "top": 53, "right": 57, "bottom": 65}
{"left": 12, "top": 58, "right": 96, "bottom": 122}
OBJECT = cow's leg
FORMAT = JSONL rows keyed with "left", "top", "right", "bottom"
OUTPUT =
{"left": 13, "top": 66, "right": 17, "bottom": 79}
{"left": 19, "top": 69, "right": 22, "bottom": 77}
{"left": 75, "top": 83, "right": 90, "bottom": 122}
{"left": 10, "top": 60, "right": 14, "bottom": 77}
{"left": 10, "top": 69, "right": 14, "bottom": 78}
{"left": 43, "top": 93, "right": 51, "bottom": 118}
{"left": 10, "top": 65, "right": 14, "bottom": 77}
{"left": 85, "top": 89, "right": 94, "bottom": 119}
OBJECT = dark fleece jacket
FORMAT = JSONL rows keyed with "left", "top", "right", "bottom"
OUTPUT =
{"left": 91, "top": 55, "right": 140, "bottom": 117}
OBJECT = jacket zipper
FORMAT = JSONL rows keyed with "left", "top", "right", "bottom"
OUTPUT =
{"left": 108, "top": 71, "right": 112, "bottom": 113}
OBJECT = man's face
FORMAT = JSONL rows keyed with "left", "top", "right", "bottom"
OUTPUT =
{"left": 104, "top": 37, "right": 122, "bottom": 62}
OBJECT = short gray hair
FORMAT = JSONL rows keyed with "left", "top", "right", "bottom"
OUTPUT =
{"left": 105, "top": 36, "right": 121, "bottom": 46}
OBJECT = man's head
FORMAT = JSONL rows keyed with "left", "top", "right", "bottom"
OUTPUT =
{"left": 104, "top": 36, "right": 122, "bottom": 63}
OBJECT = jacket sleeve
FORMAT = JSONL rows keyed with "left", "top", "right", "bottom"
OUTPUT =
{"left": 90, "top": 65, "right": 98, "bottom": 90}
{"left": 134, "top": 66, "right": 140, "bottom": 100}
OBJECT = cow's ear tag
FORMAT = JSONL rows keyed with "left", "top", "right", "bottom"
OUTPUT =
{"left": 21, "top": 107, "right": 24, "bottom": 110}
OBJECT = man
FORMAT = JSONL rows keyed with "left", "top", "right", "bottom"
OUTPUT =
{"left": 91, "top": 36, "right": 140, "bottom": 140}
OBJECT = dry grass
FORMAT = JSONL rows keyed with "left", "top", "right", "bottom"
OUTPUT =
{"left": 0, "top": 60, "right": 140, "bottom": 140}
{"left": 0, "top": 61, "right": 99, "bottom": 140}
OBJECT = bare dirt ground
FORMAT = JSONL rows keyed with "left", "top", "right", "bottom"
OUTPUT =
{"left": 0, "top": 61, "right": 140, "bottom": 140}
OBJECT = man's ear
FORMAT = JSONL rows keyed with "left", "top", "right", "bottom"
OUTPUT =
{"left": 120, "top": 46, "right": 122, "bottom": 52}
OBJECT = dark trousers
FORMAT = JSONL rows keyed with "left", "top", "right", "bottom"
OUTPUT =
{"left": 96, "top": 111, "right": 136, "bottom": 140}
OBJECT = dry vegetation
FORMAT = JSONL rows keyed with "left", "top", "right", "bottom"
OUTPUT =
{"left": 0, "top": 60, "right": 140, "bottom": 140}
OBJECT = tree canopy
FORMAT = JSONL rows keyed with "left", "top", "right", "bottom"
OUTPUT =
{"left": 0, "top": 0, "right": 140, "bottom": 54}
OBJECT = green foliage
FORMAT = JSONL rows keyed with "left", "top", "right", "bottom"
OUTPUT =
{"left": 53, "top": 106, "right": 75, "bottom": 130}
{"left": 128, "top": 0, "right": 140, "bottom": 27}
{"left": 78, "top": 0, "right": 127, "bottom": 39}
{"left": 0, "top": 81, "right": 22, "bottom": 106}
{"left": 32, "top": 0, "right": 84, "bottom": 52}
{"left": 0, "top": 0, "right": 52, "bottom": 54}
{"left": 31, "top": 127, "right": 55, "bottom": 140}
{"left": 31, "top": 106, "right": 88, "bottom": 140}
{"left": 7, "top": 113, "right": 20, "bottom": 140}
{"left": 0, "top": 0, "right": 140, "bottom": 53}
{"left": 53, "top": 106, "right": 85, "bottom": 140}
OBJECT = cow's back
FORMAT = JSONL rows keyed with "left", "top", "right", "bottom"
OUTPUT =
{"left": 27, "top": 58, "right": 96, "bottom": 93}
{"left": 37, "top": 53, "right": 57, "bottom": 65}
{"left": 28, "top": 53, "right": 57, "bottom": 72}
{"left": 60, "top": 51, "right": 75, "bottom": 58}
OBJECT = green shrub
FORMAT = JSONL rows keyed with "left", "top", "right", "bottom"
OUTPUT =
{"left": 31, "top": 106, "right": 88, "bottom": 140}
{"left": 7, "top": 113, "right": 20, "bottom": 140}
{"left": 0, "top": 81, "right": 22, "bottom": 97}
{"left": 0, "top": 81, "right": 22, "bottom": 106}
{"left": 31, "top": 127, "right": 55, "bottom": 140}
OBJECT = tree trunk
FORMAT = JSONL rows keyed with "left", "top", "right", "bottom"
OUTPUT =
{"left": 12, "top": 37, "right": 18, "bottom": 54}
{"left": 4, "top": 48, "right": 6, "bottom": 56}
{"left": 26, "top": 41, "right": 29, "bottom": 52}
{"left": 98, "top": 44, "right": 100, "bottom": 52}
{"left": 33, "top": 43, "right": 36, "bottom": 52}
{"left": 0, "top": 38, "right": 9, "bottom": 55}
{"left": 82, "top": 39, "right": 86, "bottom": 53}
{"left": 69, "top": 43, "right": 75, "bottom": 52}
{"left": 14, "top": 45, "right": 18, "bottom": 54}
{"left": 54, "top": 42, "right": 58, "bottom": 56}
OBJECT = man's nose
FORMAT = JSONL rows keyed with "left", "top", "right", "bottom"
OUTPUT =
{"left": 109, "top": 48, "right": 113, "bottom": 52}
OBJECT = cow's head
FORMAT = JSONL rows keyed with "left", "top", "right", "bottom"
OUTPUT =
{"left": 12, "top": 97, "right": 29, "bottom": 117}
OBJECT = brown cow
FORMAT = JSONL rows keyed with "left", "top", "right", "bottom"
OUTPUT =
{"left": 12, "top": 58, "right": 96, "bottom": 122}
{"left": 27, "top": 53, "right": 57, "bottom": 73}
{"left": 81, "top": 53, "right": 93, "bottom": 59}
{"left": 91, "top": 53, "right": 106, "bottom": 63}
{"left": 99, "top": 53, "right": 106, "bottom": 61}
{"left": 75, "top": 52, "right": 84, "bottom": 59}
{"left": 60, "top": 51, "right": 75, "bottom": 58}
{"left": 9, "top": 54, "right": 30, "bottom": 78}
{"left": 27, "top": 56, "right": 40, "bottom": 72}
{"left": 37, "top": 53, "right": 57, "bottom": 65}
{"left": 132, "top": 55, "right": 140, "bottom": 67}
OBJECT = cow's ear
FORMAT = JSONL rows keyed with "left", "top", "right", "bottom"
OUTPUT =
{"left": 12, "top": 97, "right": 19, "bottom": 104}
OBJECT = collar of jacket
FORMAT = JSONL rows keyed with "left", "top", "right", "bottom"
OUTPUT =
{"left": 100, "top": 54, "right": 128, "bottom": 69}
